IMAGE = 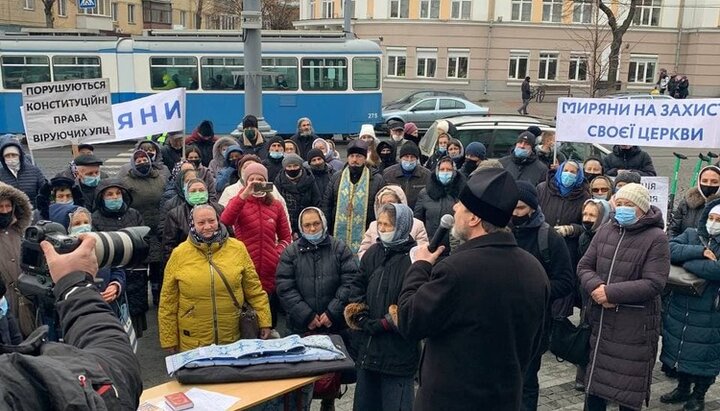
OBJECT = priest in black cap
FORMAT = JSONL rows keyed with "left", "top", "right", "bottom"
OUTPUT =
{"left": 397, "top": 168, "right": 550, "bottom": 411}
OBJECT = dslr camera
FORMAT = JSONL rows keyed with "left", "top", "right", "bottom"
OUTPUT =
{"left": 17, "top": 221, "right": 150, "bottom": 304}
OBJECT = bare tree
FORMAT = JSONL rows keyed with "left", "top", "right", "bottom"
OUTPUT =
{"left": 598, "top": 0, "right": 639, "bottom": 87}
{"left": 196, "top": 0, "right": 205, "bottom": 29}
{"left": 42, "top": 0, "right": 55, "bottom": 28}
{"left": 261, "top": 0, "right": 298, "bottom": 30}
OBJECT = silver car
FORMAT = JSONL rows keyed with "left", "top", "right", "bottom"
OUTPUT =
{"left": 381, "top": 97, "right": 489, "bottom": 131}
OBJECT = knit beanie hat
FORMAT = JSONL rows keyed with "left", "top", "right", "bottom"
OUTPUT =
{"left": 615, "top": 183, "right": 650, "bottom": 213}
{"left": 398, "top": 142, "right": 420, "bottom": 159}
{"left": 282, "top": 153, "right": 304, "bottom": 168}
{"left": 615, "top": 171, "right": 642, "bottom": 186}
{"left": 465, "top": 142, "right": 487, "bottom": 159}
{"left": 403, "top": 123, "right": 418, "bottom": 135}
{"left": 359, "top": 124, "right": 376, "bottom": 139}
{"left": 242, "top": 162, "right": 268, "bottom": 181}
{"left": 242, "top": 115, "right": 258, "bottom": 129}
{"left": 516, "top": 180, "right": 539, "bottom": 210}
{"left": 307, "top": 149, "right": 324, "bottom": 162}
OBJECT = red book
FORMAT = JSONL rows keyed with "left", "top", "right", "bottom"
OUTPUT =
{"left": 164, "top": 392, "right": 194, "bottom": 411}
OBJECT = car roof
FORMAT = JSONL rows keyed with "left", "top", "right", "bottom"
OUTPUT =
{"left": 447, "top": 115, "right": 554, "bottom": 127}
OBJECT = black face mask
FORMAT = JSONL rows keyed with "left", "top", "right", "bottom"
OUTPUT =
{"left": 462, "top": 160, "right": 478, "bottom": 174}
{"left": 0, "top": 211, "right": 12, "bottom": 228}
{"left": 286, "top": 168, "right": 302, "bottom": 179}
{"left": 582, "top": 221, "right": 594, "bottom": 231}
{"left": 189, "top": 159, "right": 201, "bottom": 169}
{"left": 511, "top": 214, "right": 531, "bottom": 227}
{"left": 585, "top": 173, "right": 601, "bottom": 183}
{"left": 348, "top": 165, "right": 364, "bottom": 179}
{"left": 136, "top": 163, "right": 151, "bottom": 176}
{"left": 700, "top": 184, "right": 719, "bottom": 198}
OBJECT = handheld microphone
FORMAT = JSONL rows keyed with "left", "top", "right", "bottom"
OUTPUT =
{"left": 428, "top": 214, "right": 454, "bottom": 253}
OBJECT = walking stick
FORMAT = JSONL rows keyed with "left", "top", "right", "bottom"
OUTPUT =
{"left": 669, "top": 152, "right": 687, "bottom": 226}
{"left": 707, "top": 152, "right": 718, "bottom": 166}
{"left": 690, "top": 153, "right": 710, "bottom": 187}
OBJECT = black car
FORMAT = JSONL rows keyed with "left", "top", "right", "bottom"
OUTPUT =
{"left": 382, "top": 90, "right": 470, "bottom": 111}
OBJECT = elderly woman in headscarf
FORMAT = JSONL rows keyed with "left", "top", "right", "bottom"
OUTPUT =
{"left": 344, "top": 203, "right": 420, "bottom": 411}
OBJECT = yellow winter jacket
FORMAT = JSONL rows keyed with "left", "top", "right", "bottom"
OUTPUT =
{"left": 159, "top": 236, "right": 272, "bottom": 352}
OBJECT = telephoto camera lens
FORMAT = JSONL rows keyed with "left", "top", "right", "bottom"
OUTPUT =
{"left": 87, "top": 226, "right": 150, "bottom": 269}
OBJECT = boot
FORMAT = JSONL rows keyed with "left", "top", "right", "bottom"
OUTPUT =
{"left": 660, "top": 375, "right": 692, "bottom": 404}
{"left": 319, "top": 398, "right": 336, "bottom": 411}
{"left": 684, "top": 378, "right": 712, "bottom": 411}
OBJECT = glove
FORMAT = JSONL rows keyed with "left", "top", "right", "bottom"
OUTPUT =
{"left": 344, "top": 302, "right": 369, "bottom": 331}
{"left": 555, "top": 225, "right": 575, "bottom": 237}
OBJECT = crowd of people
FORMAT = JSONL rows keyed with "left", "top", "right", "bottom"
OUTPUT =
{"left": 1, "top": 112, "right": 720, "bottom": 411}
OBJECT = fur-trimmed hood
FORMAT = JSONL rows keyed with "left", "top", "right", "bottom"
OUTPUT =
{"left": 373, "top": 184, "right": 408, "bottom": 216}
{"left": 212, "top": 137, "right": 238, "bottom": 164}
{"left": 0, "top": 182, "right": 32, "bottom": 231}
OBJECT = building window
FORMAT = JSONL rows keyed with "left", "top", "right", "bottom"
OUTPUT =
{"left": 573, "top": 0, "right": 593, "bottom": 23}
{"left": 390, "top": 0, "right": 409, "bottom": 18}
{"left": 451, "top": 0, "right": 471, "bottom": 19}
{"left": 24, "top": 0, "right": 35, "bottom": 10}
{"left": 633, "top": 0, "right": 661, "bottom": 26}
{"left": 309, "top": 0, "right": 316, "bottom": 18}
{"left": 179, "top": 11, "right": 187, "bottom": 27}
{"left": 569, "top": 54, "right": 588, "bottom": 81}
{"left": 57, "top": 0, "right": 67, "bottom": 16}
{"left": 538, "top": 52, "right": 558, "bottom": 80}
{"left": 144, "top": 1, "right": 172, "bottom": 24}
{"left": 322, "top": 0, "right": 334, "bottom": 18}
{"left": 416, "top": 48, "right": 437, "bottom": 78}
{"left": 387, "top": 48, "right": 406, "bottom": 77}
{"left": 508, "top": 51, "right": 529, "bottom": 80}
{"left": 511, "top": 0, "right": 532, "bottom": 22}
{"left": 82, "top": 0, "right": 111, "bottom": 16}
{"left": 542, "top": 0, "right": 562, "bottom": 23}
{"left": 447, "top": 49, "right": 469, "bottom": 79}
{"left": 209, "top": 14, "right": 239, "bottom": 29}
{"left": 111, "top": 2, "right": 118, "bottom": 21}
{"left": 128, "top": 4, "right": 135, "bottom": 23}
{"left": 627, "top": 56, "right": 656, "bottom": 83}
{"left": 420, "top": 0, "right": 440, "bottom": 19}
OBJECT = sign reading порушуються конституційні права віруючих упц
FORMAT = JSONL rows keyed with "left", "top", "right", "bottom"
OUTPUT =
{"left": 555, "top": 98, "right": 720, "bottom": 149}
{"left": 20, "top": 79, "right": 185, "bottom": 151}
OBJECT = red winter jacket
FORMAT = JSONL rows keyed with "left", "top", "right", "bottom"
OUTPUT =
{"left": 220, "top": 194, "right": 292, "bottom": 294}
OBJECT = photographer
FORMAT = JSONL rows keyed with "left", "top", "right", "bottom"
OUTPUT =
{"left": 0, "top": 234, "right": 142, "bottom": 409}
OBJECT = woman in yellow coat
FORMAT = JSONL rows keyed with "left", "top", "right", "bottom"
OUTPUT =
{"left": 159, "top": 205, "right": 272, "bottom": 352}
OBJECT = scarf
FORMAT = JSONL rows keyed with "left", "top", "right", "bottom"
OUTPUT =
{"left": 333, "top": 166, "right": 370, "bottom": 254}
{"left": 554, "top": 160, "right": 585, "bottom": 198}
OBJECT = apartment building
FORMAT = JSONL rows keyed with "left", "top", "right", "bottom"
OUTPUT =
{"left": 295, "top": 0, "right": 720, "bottom": 99}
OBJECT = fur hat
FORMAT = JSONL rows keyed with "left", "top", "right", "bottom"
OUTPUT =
{"left": 459, "top": 168, "right": 519, "bottom": 227}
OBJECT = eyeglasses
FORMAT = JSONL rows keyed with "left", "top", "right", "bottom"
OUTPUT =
{"left": 591, "top": 187, "right": 610, "bottom": 193}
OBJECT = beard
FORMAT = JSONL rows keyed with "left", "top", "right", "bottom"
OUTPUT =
{"left": 451, "top": 224, "right": 468, "bottom": 242}
{"left": 300, "top": 130, "right": 313, "bottom": 137}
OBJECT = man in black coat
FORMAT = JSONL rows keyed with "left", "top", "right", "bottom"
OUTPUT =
{"left": 382, "top": 142, "right": 430, "bottom": 210}
{"left": 518, "top": 76, "right": 532, "bottom": 115}
{"left": 603, "top": 145, "right": 657, "bottom": 176}
{"left": 500, "top": 131, "right": 549, "bottom": 186}
{"left": 510, "top": 181, "right": 575, "bottom": 411}
{"left": 398, "top": 168, "right": 550, "bottom": 411}
{"left": 290, "top": 117, "right": 319, "bottom": 160}
{"left": 0, "top": 235, "right": 142, "bottom": 409}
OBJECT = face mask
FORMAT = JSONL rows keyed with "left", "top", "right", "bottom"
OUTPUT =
{"left": 135, "top": 163, "right": 151, "bottom": 176}
{"left": 244, "top": 129, "right": 256, "bottom": 140}
{"left": 146, "top": 152, "right": 156, "bottom": 161}
{"left": 189, "top": 159, "right": 201, "bottom": 168}
{"left": 437, "top": 147, "right": 447, "bottom": 154}
{"left": 303, "top": 231, "right": 325, "bottom": 244}
{"left": 348, "top": 165, "right": 364, "bottom": 178}
{"left": 593, "top": 193, "right": 608, "bottom": 200}
{"left": 82, "top": 175, "right": 100, "bottom": 187}
{"left": 514, "top": 147, "right": 530, "bottom": 158}
{"left": 560, "top": 171, "right": 577, "bottom": 187}
{"left": 326, "top": 149, "right": 335, "bottom": 159}
{"left": 437, "top": 171, "right": 453, "bottom": 185}
{"left": 707, "top": 220, "right": 720, "bottom": 237}
{"left": 614, "top": 206, "right": 638, "bottom": 226}
{"left": 104, "top": 198, "right": 123, "bottom": 211}
{"left": 511, "top": 214, "right": 531, "bottom": 227}
{"left": 462, "top": 160, "right": 478, "bottom": 174}
{"left": 585, "top": 173, "right": 601, "bottom": 183}
{"left": 401, "top": 160, "right": 417, "bottom": 172}
{"left": 0, "top": 297, "right": 7, "bottom": 318}
{"left": 5, "top": 158, "right": 20, "bottom": 171}
{"left": 391, "top": 133, "right": 404, "bottom": 142}
{"left": 582, "top": 221, "right": 595, "bottom": 231}
{"left": 269, "top": 151, "right": 284, "bottom": 160}
{"left": 55, "top": 198, "right": 73, "bottom": 205}
{"left": 187, "top": 191, "right": 208, "bottom": 206}
{"left": 450, "top": 152, "right": 462, "bottom": 160}
{"left": 286, "top": 168, "right": 302, "bottom": 178}
{"left": 0, "top": 211, "right": 12, "bottom": 228}
{"left": 379, "top": 230, "right": 395, "bottom": 244}
{"left": 700, "top": 184, "right": 719, "bottom": 198}
{"left": 70, "top": 224, "right": 92, "bottom": 235}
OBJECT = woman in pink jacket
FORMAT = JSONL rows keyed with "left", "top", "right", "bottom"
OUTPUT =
{"left": 220, "top": 163, "right": 292, "bottom": 327}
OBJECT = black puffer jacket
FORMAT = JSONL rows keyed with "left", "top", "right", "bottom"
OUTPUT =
{"left": 262, "top": 155, "right": 285, "bottom": 182}
{"left": 603, "top": 145, "right": 656, "bottom": 176}
{"left": 120, "top": 168, "right": 167, "bottom": 263}
{"left": 306, "top": 163, "right": 335, "bottom": 198}
{"left": 0, "top": 141, "right": 46, "bottom": 207}
{"left": 160, "top": 201, "right": 224, "bottom": 262}
{"left": 499, "top": 150, "right": 548, "bottom": 187}
{"left": 353, "top": 239, "right": 420, "bottom": 377}
{"left": 91, "top": 179, "right": 144, "bottom": 231}
{"left": 414, "top": 171, "right": 466, "bottom": 254}
{"left": 274, "top": 170, "right": 321, "bottom": 235}
{"left": 276, "top": 235, "right": 359, "bottom": 334}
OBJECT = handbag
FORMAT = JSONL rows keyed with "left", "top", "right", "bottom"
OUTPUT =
{"left": 549, "top": 309, "right": 590, "bottom": 366}
{"left": 209, "top": 259, "right": 261, "bottom": 339}
{"left": 666, "top": 265, "right": 707, "bottom": 297}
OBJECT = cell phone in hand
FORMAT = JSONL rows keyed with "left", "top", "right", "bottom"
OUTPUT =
{"left": 253, "top": 182, "right": 274, "bottom": 193}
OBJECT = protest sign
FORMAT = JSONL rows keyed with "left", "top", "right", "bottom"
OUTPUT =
{"left": 640, "top": 176, "right": 669, "bottom": 225}
{"left": 102, "top": 87, "right": 185, "bottom": 144}
{"left": 556, "top": 98, "right": 720, "bottom": 148}
{"left": 22, "top": 78, "right": 114, "bottom": 150}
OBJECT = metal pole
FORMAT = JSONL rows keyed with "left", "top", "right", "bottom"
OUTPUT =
{"left": 343, "top": 0, "right": 352, "bottom": 39}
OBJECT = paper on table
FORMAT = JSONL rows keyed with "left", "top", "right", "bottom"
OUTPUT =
{"left": 140, "top": 388, "right": 239, "bottom": 411}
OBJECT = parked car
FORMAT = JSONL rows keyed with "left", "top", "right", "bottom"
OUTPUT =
{"left": 418, "top": 115, "right": 610, "bottom": 160}
{"left": 607, "top": 93, "right": 675, "bottom": 100}
{"left": 380, "top": 97, "right": 489, "bottom": 132}
{"left": 382, "top": 90, "right": 469, "bottom": 111}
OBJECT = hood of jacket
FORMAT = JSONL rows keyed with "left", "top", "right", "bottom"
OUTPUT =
{"left": 94, "top": 178, "right": 134, "bottom": 214}
{"left": 312, "top": 138, "right": 334, "bottom": 162}
{"left": 0, "top": 182, "right": 32, "bottom": 231}
{"left": 612, "top": 204, "right": 665, "bottom": 232}
{"left": 687, "top": 165, "right": 720, "bottom": 207}
{"left": 583, "top": 198, "right": 612, "bottom": 232}
{"left": 545, "top": 168, "right": 590, "bottom": 201}
{"left": 611, "top": 145, "right": 641, "bottom": 158}
{"left": 0, "top": 141, "right": 26, "bottom": 173}
{"left": 134, "top": 139, "right": 165, "bottom": 166}
{"left": 697, "top": 197, "right": 720, "bottom": 239}
{"left": 212, "top": 137, "right": 239, "bottom": 163}
{"left": 297, "top": 206, "right": 328, "bottom": 241}
{"left": 223, "top": 145, "right": 245, "bottom": 167}
{"left": 373, "top": 184, "right": 408, "bottom": 216}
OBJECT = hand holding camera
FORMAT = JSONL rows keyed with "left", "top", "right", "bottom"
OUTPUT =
{"left": 40, "top": 234, "right": 99, "bottom": 284}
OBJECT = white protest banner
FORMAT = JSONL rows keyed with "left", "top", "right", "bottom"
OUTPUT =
{"left": 85, "top": 87, "right": 186, "bottom": 144}
{"left": 22, "top": 78, "right": 114, "bottom": 150}
{"left": 641, "top": 176, "right": 669, "bottom": 225}
{"left": 556, "top": 98, "right": 720, "bottom": 148}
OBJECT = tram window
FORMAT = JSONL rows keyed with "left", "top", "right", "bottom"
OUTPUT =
{"left": 1, "top": 55, "right": 51, "bottom": 89}
{"left": 200, "top": 57, "right": 244, "bottom": 90}
{"left": 52, "top": 56, "right": 102, "bottom": 81}
{"left": 301, "top": 57, "right": 347, "bottom": 91}
{"left": 150, "top": 56, "right": 198, "bottom": 90}
{"left": 261, "top": 57, "right": 298, "bottom": 91}
{"left": 352, "top": 57, "right": 380, "bottom": 90}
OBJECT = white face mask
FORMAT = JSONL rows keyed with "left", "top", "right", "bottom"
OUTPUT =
{"left": 378, "top": 230, "right": 395, "bottom": 244}
{"left": 707, "top": 220, "right": 720, "bottom": 237}
{"left": 5, "top": 158, "right": 20, "bottom": 171}
{"left": 391, "top": 133, "right": 404, "bottom": 142}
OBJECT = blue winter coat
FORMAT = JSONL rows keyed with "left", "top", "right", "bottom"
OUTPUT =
{"left": 661, "top": 198, "right": 720, "bottom": 377}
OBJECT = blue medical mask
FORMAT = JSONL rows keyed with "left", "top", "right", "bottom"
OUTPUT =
{"left": 269, "top": 151, "right": 284, "bottom": 160}
{"left": 401, "top": 160, "right": 417, "bottom": 172}
{"left": 70, "top": 224, "right": 92, "bottom": 235}
{"left": 437, "top": 146, "right": 447, "bottom": 154}
{"left": 55, "top": 198, "right": 73, "bottom": 205}
{"left": 560, "top": 171, "right": 577, "bottom": 187}
{"left": 83, "top": 175, "right": 100, "bottom": 187}
{"left": 437, "top": 171, "right": 453, "bottom": 185}
{"left": 0, "top": 297, "right": 8, "bottom": 318}
{"left": 104, "top": 198, "right": 123, "bottom": 211}
{"left": 514, "top": 147, "right": 530, "bottom": 158}
{"left": 614, "top": 206, "right": 638, "bottom": 226}
{"left": 303, "top": 231, "right": 325, "bottom": 244}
